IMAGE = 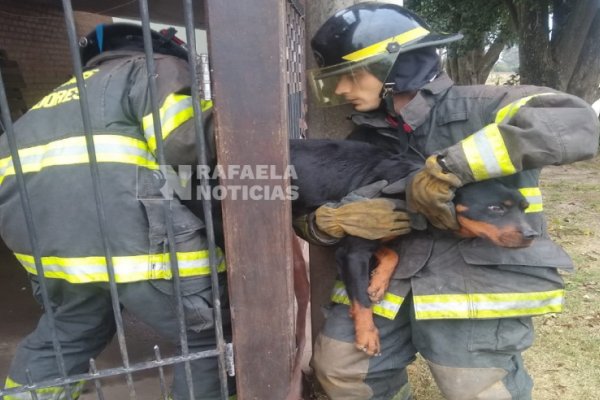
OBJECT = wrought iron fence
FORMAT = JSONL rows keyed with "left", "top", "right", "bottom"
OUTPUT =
{"left": 0, "top": 0, "right": 238, "bottom": 398}
{"left": 0, "top": 0, "right": 306, "bottom": 398}
{"left": 286, "top": 0, "right": 307, "bottom": 140}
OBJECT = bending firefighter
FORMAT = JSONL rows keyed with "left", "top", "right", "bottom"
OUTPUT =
{"left": 298, "top": 3, "right": 600, "bottom": 400}
{"left": 0, "top": 24, "right": 232, "bottom": 399}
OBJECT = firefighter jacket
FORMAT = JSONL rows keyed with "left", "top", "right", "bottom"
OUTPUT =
{"left": 0, "top": 50, "right": 222, "bottom": 283}
{"left": 329, "top": 73, "right": 600, "bottom": 320}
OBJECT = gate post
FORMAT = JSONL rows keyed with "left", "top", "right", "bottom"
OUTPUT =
{"left": 205, "top": 1, "right": 296, "bottom": 398}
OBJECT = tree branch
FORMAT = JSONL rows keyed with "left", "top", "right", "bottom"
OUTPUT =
{"left": 480, "top": 34, "right": 507, "bottom": 81}
{"left": 502, "top": 0, "right": 519, "bottom": 29}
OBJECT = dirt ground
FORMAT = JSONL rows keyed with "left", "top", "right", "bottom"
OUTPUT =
{"left": 309, "top": 156, "right": 600, "bottom": 400}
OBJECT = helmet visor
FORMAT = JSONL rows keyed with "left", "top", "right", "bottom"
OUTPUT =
{"left": 308, "top": 52, "right": 398, "bottom": 107}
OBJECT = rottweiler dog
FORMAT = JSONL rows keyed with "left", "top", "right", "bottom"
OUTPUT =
{"left": 290, "top": 139, "right": 537, "bottom": 356}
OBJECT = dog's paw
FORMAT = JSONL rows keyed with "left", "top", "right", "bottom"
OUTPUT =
{"left": 367, "top": 285, "right": 386, "bottom": 303}
{"left": 355, "top": 326, "right": 381, "bottom": 357}
{"left": 368, "top": 271, "right": 390, "bottom": 303}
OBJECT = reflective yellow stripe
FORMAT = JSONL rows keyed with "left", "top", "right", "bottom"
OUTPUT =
{"left": 461, "top": 124, "right": 517, "bottom": 180}
{"left": 342, "top": 26, "right": 430, "bottom": 62}
{"left": 495, "top": 93, "right": 555, "bottom": 124}
{"left": 331, "top": 281, "right": 403, "bottom": 320}
{"left": 0, "top": 135, "right": 158, "bottom": 186}
{"left": 462, "top": 93, "right": 558, "bottom": 181}
{"left": 15, "top": 249, "right": 226, "bottom": 284}
{"left": 4, "top": 376, "right": 84, "bottom": 400}
{"left": 142, "top": 93, "right": 213, "bottom": 154}
{"left": 519, "top": 187, "right": 543, "bottom": 213}
{"left": 413, "top": 289, "right": 564, "bottom": 319}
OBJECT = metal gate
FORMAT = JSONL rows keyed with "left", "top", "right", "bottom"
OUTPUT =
{"left": 286, "top": 0, "right": 307, "bottom": 140}
{"left": 1, "top": 0, "right": 306, "bottom": 398}
{"left": 0, "top": 0, "right": 307, "bottom": 398}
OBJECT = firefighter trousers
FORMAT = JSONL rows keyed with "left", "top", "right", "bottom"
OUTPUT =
{"left": 5, "top": 274, "right": 232, "bottom": 400}
{"left": 311, "top": 294, "right": 535, "bottom": 400}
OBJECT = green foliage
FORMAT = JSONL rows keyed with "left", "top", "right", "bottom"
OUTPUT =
{"left": 405, "top": 0, "right": 516, "bottom": 56}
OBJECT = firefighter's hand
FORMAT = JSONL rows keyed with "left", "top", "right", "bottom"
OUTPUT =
{"left": 406, "top": 155, "right": 463, "bottom": 230}
{"left": 315, "top": 180, "right": 411, "bottom": 240}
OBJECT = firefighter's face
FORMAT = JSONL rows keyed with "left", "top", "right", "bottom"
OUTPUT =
{"left": 334, "top": 68, "right": 383, "bottom": 112}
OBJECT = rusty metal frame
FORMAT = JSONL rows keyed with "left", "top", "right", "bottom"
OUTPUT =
{"left": 0, "top": 0, "right": 234, "bottom": 399}
{"left": 0, "top": 0, "right": 306, "bottom": 398}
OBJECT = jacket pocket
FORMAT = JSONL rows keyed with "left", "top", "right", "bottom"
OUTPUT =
{"left": 137, "top": 168, "right": 204, "bottom": 249}
{"left": 468, "top": 317, "right": 534, "bottom": 353}
{"left": 149, "top": 275, "right": 229, "bottom": 332}
{"left": 458, "top": 237, "right": 574, "bottom": 270}
{"left": 436, "top": 111, "right": 469, "bottom": 126}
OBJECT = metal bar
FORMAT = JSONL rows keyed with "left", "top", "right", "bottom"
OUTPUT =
{"left": 89, "top": 359, "right": 105, "bottom": 400}
{"left": 25, "top": 370, "right": 40, "bottom": 400}
{"left": 60, "top": 1, "right": 137, "bottom": 397}
{"left": 0, "top": 350, "right": 220, "bottom": 398}
{"left": 287, "top": 0, "right": 305, "bottom": 16}
{"left": 0, "top": 38, "right": 73, "bottom": 400}
{"left": 181, "top": 1, "right": 230, "bottom": 399}
{"left": 200, "top": 54, "right": 212, "bottom": 100}
{"left": 225, "top": 343, "right": 236, "bottom": 377}
{"left": 153, "top": 346, "right": 169, "bottom": 400}
{"left": 137, "top": 1, "right": 195, "bottom": 399}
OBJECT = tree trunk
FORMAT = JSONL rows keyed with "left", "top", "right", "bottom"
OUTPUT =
{"left": 551, "top": 0, "right": 599, "bottom": 92}
{"left": 564, "top": 8, "right": 600, "bottom": 102}
{"left": 444, "top": 13, "right": 507, "bottom": 85}
{"left": 517, "top": 1, "right": 558, "bottom": 87}
{"left": 454, "top": 50, "right": 480, "bottom": 85}
{"left": 519, "top": 0, "right": 600, "bottom": 100}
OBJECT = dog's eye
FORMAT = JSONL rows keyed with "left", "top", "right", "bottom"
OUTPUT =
{"left": 487, "top": 204, "right": 505, "bottom": 214}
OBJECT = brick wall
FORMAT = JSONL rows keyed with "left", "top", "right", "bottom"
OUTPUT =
{"left": 0, "top": 1, "right": 111, "bottom": 114}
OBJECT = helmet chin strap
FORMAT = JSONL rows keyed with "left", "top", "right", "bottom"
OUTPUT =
{"left": 381, "top": 84, "right": 398, "bottom": 116}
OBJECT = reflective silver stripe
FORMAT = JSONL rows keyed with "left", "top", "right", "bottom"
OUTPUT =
{"left": 413, "top": 290, "right": 564, "bottom": 319}
{"left": 519, "top": 187, "right": 543, "bottom": 213}
{"left": 0, "top": 135, "right": 158, "bottom": 184}
{"left": 15, "top": 249, "right": 226, "bottom": 283}
{"left": 460, "top": 124, "right": 517, "bottom": 181}
{"left": 472, "top": 127, "right": 502, "bottom": 177}
{"left": 142, "top": 95, "right": 213, "bottom": 154}
{"left": 494, "top": 92, "right": 555, "bottom": 124}
{"left": 331, "top": 281, "right": 403, "bottom": 320}
{"left": 143, "top": 95, "right": 193, "bottom": 138}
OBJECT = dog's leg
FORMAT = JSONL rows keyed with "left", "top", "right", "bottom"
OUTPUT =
{"left": 367, "top": 246, "right": 399, "bottom": 303}
{"left": 349, "top": 300, "right": 380, "bottom": 356}
{"left": 336, "top": 237, "right": 381, "bottom": 356}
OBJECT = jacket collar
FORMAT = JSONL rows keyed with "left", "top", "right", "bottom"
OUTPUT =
{"left": 86, "top": 50, "right": 147, "bottom": 67}
{"left": 399, "top": 72, "right": 454, "bottom": 131}
{"left": 346, "top": 73, "right": 455, "bottom": 130}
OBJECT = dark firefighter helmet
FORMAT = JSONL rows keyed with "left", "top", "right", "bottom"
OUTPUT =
{"left": 79, "top": 23, "right": 188, "bottom": 66}
{"left": 309, "top": 2, "right": 462, "bottom": 106}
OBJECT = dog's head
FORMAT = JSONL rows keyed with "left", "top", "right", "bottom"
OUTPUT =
{"left": 453, "top": 180, "right": 537, "bottom": 248}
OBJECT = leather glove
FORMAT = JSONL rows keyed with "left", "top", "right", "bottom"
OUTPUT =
{"left": 314, "top": 180, "right": 411, "bottom": 240}
{"left": 406, "top": 155, "right": 463, "bottom": 230}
